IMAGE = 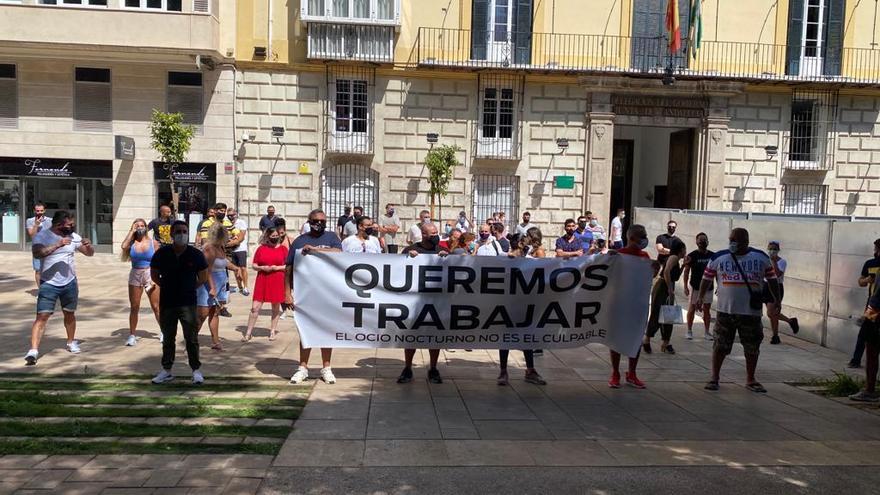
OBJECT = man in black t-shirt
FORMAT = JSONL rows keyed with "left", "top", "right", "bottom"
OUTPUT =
{"left": 336, "top": 206, "right": 353, "bottom": 238}
{"left": 150, "top": 221, "right": 209, "bottom": 385}
{"left": 399, "top": 223, "right": 448, "bottom": 385}
{"left": 850, "top": 239, "right": 880, "bottom": 368}
{"left": 655, "top": 220, "right": 678, "bottom": 266}
{"left": 682, "top": 232, "right": 715, "bottom": 341}
{"left": 148, "top": 205, "right": 174, "bottom": 245}
{"left": 259, "top": 205, "right": 278, "bottom": 232}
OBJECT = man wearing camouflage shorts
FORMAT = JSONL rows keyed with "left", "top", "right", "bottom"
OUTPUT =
{"left": 699, "top": 228, "right": 780, "bottom": 393}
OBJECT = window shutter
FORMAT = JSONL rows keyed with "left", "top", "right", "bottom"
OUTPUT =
{"left": 786, "top": 0, "right": 805, "bottom": 75}
{"left": 513, "top": 0, "right": 533, "bottom": 65}
{"left": 823, "top": 0, "right": 844, "bottom": 76}
{"left": 74, "top": 81, "right": 111, "bottom": 132}
{"left": 168, "top": 86, "right": 203, "bottom": 126}
{"left": 471, "top": 0, "right": 490, "bottom": 61}
{"left": 630, "top": 0, "right": 664, "bottom": 70}
{"left": 0, "top": 78, "right": 16, "bottom": 129}
{"left": 193, "top": 0, "right": 209, "bottom": 13}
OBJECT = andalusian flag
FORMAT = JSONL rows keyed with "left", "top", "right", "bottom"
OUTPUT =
{"left": 666, "top": 0, "right": 681, "bottom": 54}
{"left": 688, "top": 0, "right": 703, "bottom": 60}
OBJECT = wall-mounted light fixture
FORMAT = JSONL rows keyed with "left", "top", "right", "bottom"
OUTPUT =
{"left": 764, "top": 145, "right": 778, "bottom": 160}
{"left": 426, "top": 132, "right": 440, "bottom": 144}
{"left": 556, "top": 138, "right": 570, "bottom": 153}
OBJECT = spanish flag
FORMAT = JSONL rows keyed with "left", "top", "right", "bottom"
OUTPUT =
{"left": 666, "top": 0, "right": 681, "bottom": 54}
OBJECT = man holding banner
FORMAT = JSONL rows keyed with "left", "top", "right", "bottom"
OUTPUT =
{"left": 285, "top": 209, "right": 343, "bottom": 385}
{"left": 608, "top": 224, "right": 651, "bottom": 389}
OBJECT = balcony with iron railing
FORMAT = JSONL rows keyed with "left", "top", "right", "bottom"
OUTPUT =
{"left": 417, "top": 28, "right": 880, "bottom": 85}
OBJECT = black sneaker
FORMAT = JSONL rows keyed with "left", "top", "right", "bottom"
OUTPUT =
{"left": 847, "top": 360, "right": 862, "bottom": 369}
{"left": 663, "top": 345, "right": 676, "bottom": 355}
{"left": 770, "top": 335, "right": 781, "bottom": 345}
{"left": 219, "top": 308, "right": 232, "bottom": 318}
{"left": 428, "top": 368, "right": 443, "bottom": 384}
{"left": 789, "top": 318, "right": 800, "bottom": 334}
{"left": 533, "top": 349, "right": 543, "bottom": 355}
{"left": 396, "top": 367, "right": 413, "bottom": 384}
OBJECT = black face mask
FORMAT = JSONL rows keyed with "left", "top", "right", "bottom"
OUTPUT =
{"left": 366, "top": 228, "right": 377, "bottom": 237}
{"left": 309, "top": 222, "right": 326, "bottom": 235}
{"left": 578, "top": 222, "right": 587, "bottom": 229}
{"left": 427, "top": 235, "right": 440, "bottom": 248}
{"left": 697, "top": 242, "right": 708, "bottom": 250}
{"left": 59, "top": 226, "right": 74, "bottom": 236}
{"left": 215, "top": 213, "right": 225, "bottom": 221}
{"left": 667, "top": 227, "right": 676, "bottom": 235}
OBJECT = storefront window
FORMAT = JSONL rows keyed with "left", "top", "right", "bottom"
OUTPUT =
{"left": 82, "top": 179, "right": 113, "bottom": 245}
{"left": 0, "top": 179, "right": 21, "bottom": 246}
{"left": 154, "top": 163, "right": 217, "bottom": 241}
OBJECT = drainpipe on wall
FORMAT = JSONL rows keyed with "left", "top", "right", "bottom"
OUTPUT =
{"left": 220, "top": 63, "right": 238, "bottom": 211}
{"left": 267, "top": 0, "right": 273, "bottom": 62}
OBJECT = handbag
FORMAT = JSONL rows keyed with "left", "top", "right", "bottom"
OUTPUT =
{"left": 730, "top": 253, "right": 764, "bottom": 311}
{"left": 659, "top": 304, "right": 685, "bottom": 324}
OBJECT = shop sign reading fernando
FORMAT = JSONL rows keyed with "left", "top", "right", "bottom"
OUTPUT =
{"left": 0, "top": 157, "right": 112, "bottom": 179}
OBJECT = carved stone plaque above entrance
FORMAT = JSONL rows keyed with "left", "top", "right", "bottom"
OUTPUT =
{"left": 611, "top": 95, "right": 708, "bottom": 119}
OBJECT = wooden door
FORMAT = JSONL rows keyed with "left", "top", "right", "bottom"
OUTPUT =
{"left": 610, "top": 139, "right": 634, "bottom": 222}
{"left": 665, "top": 129, "right": 694, "bottom": 209}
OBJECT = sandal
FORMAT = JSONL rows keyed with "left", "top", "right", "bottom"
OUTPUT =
{"left": 704, "top": 380, "right": 719, "bottom": 391}
{"left": 642, "top": 342, "right": 652, "bottom": 354}
{"left": 241, "top": 333, "right": 252, "bottom": 343}
{"left": 211, "top": 343, "right": 223, "bottom": 351}
{"left": 746, "top": 382, "right": 767, "bottom": 393}
{"left": 269, "top": 331, "right": 278, "bottom": 341}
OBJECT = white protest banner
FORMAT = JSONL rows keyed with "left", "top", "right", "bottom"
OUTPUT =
{"left": 293, "top": 252, "right": 652, "bottom": 357}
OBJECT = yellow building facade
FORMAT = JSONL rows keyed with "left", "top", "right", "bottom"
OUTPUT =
{"left": 233, "top": 0, "right": 880, "bottom": 244}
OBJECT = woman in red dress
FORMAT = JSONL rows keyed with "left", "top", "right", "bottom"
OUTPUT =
{"left": 242, "top": 226, "right": 289, "bottom": 342}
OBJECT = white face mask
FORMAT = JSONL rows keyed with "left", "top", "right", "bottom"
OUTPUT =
{"left": 173, "top": 233, "right": 189, "bottom": 246}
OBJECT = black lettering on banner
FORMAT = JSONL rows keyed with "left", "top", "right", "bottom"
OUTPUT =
{"left": 480, "top": 267, "right": 506, "bottom": 294}
{"left": 342, "top": 302, "right": 374, "bottom": 327}
{"left": 379, "top": 303, "right": 409, "bottom": 329}
{"left": 510, "top": 267, "right": 545, "bottom": 295}
{"left": 345, "top": 264, "right": 379, "bottom": 298}
{"left": 450, "top": 305, "right": 480, "bottom": 330}
{"left": 412, "top": 304, "right": 446, "bottom": 329}
{"left": 514, "top": 305, "right": 535, "bottom": 327}
{"left": 481, "top": 305, "right": 514, "bottom": 329}
{"left": 447, "top": 266, "right": 476, "bottom": 293}
{"left": 418, "top": 265, "right": 444, "bottom": 293}
{"left": 383, "top": 264, "right": 413, "bottom": 292}
{"left": 574, "top": 302, "right": 601, "bottom": 326}
{"left": 581, "top": 265, "right": 609, "bottom": 290}
{"left": 536, "top": 302, "right": 570, "bottom": 328}
{"left": 549, "top": 267, "right": 581, "bottom": 292}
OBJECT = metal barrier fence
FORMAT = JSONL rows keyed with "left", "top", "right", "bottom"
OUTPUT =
{"left": 634, "top": 207, "right": 880, "bottom": 355}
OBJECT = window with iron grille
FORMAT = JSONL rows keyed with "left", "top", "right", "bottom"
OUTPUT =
{"left": 74, "top": 67, "right": 111, "bottom": 133}
{"left": 0, "top": 64, "right": 17, "bottom": 129}
{"left": 781, "top": 183, "right": 828, "bottom": 214}
{"left": 40, "top": 0, "right": 108, "bottom": 6}
{"left": 472, "top": 174, "right": 519, "bottom": 229}
{"left": 783, "top": 88, "right": 837, "bottom": 170}
{"left": 326, "top": 65, "right": 374, "bottom": 154}
{"left": 167, "top": 71, "right": 203, "bottom": 134}
{"left": 476, "top": 73, "right": 523, "bottom": 159}
{"left": 308, "top": 24, "right": 394, "bottom": 62}
{"left": 321, "top": 163, "right": 380, "bottom": 221}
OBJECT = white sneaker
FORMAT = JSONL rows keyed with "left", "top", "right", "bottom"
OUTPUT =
{"left": 241, "top": 288, "right": 250, "bottom": 296}
{"left": 704, "top": 333, "right": 714, "bottom": 341}
{"left": 66, "top": 341, "right": 81, "bottom": 354}
{"left": 24, "top": 349, "right": 38, "bottom": 366}
{"left": 279, "top": 310, "right": 288, "bottom": 320}
{"left": 125, "top": 335, "right": 137, "bottom": 347}
{"left": 192, "top": 370, "right": 205, "bottom": 385}
{"left": 320, "top": 367, "right": 336, "bottom": 384}
{"left": 685, "top": 330, "right": 694, "bottom": 340}
{"left": 158, "top": 333, "right": 164, "bottom": 344}
{"left": 152, "top": 369, "right": 174, "bottom": 384}
{"left": 290, "top": 366, "right": 308, "bottom": 384}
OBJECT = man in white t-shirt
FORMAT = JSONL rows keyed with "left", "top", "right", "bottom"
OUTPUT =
{"left": 26, "top": 202, "right": 53, "bottom": 289}
{"left": 227, "top": 208, "right": 250, "bottom": 296}
{"left": 408, "top": 209, "right": 431, "bottom": 244}
{"left": 700, "top": 228, "right": 780, "bottom": 394}
{"left": 515, "top": 211, "right": 536, "bottom": 236}
{"left": 342, "top": 216, "right": 383, "bottom": 254}
{"left": 342, "top": 206, "right": 364, "bottom": 238}
{"left": 25, "top": 210, "right": 95, "bottom": 365}
{"left": 610, "top": 208, "right": 625, "bottom": 250}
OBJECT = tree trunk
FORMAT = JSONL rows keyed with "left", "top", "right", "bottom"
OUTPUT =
{"left": 430, "top": 192, "right": 436, "bottom": 221}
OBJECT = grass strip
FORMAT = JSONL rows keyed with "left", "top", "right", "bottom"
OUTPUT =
{"left": 0, "top": 439, "right": 280, "bottom": 456}
{"left": 0, "top": 400, "right": 301, "bottom": 420}
{"left": 0, "top": 391, "right": 306, "bottom": 408}
{"left": 0, "top": 420, "right": 290, "bottom": 438}
{"left": 0, "top": 380, "right": 300, "bottom": 393}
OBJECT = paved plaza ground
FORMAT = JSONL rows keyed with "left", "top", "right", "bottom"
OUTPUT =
{"left": 1, "top": 252, "right": 879, "bottom": 493}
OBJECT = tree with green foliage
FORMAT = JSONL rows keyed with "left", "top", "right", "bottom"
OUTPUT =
{"left": 424, "top": 144, "right": 462, "bottom": 221}
{"left": 149, "top": 110, "right": 195, "bottom": 214}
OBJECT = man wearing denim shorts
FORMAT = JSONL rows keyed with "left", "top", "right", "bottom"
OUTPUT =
{"left": 699, "top": 227, "right": 779, "bottom": 393}
{"left": 25, "top": 210, "right": 94, "bottom": 365}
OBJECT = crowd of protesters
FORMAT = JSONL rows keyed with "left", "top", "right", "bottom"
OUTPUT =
{"left": 23, "top": 200, "right": 880, "bottom": 404}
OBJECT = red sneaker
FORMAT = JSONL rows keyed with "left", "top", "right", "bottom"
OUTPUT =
{"left": 608, "top": 373, "right": 621, "bottom": 388}
{"left": 625, "top": 372, "right": 646, "bottom": 389}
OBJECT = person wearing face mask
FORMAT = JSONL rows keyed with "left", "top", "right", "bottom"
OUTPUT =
{"left": 25, "top": 210, "right": 95, "bottom": 365}
{"left": 408, "top": 209, "right": 431, "bottom": 245}
{"left": 197, "top": 203, "right": 240, "bottom": 250}
{"left": 342, "top": 205, "right": 364, "bottom": 238}
{"left": 455, "top": 211, "right": 471, "bottom": 234}
{"left": 699, "top": 228, "right": 780, "bottom": 393}
{"left": 475, "top": 224, "right": 504, "bottom": 256}
{"left": 227, "top": 208, "right": 250, "bottom": 297}
{"left": 655, "top": 220, "right": 678, "bottom": 267}
{"left": 378, "top": 203, "right": 402, "bottom": 254}
{"left": 121, "top": 218, "right": 161, "bottom": 347}
{"left": 149, "top": 221, "right": 209, "bottom": 384}
{"left": 242, "top": 227, "right": 289, "bottom": 342}
{"left": 342, "top": 216, "right": 383, "bottom": 254}
{"left": 285, "top": 209, "right": 344, "bottom": 385}
{"left": 764, "top": 241, "right": 799, "bottom": 345}
{"left": 336, "top": 206, "right": 353, "bottom": 238}
{"left": 398, "top": 222, "right": 449, "bottom": 384}
{"left": 850, "top": 239, "right": 880, "bottom": 369}
{"left": 587, "top": 211, "right": 606, "bottom": 241}
{"left": 643, "top": 239, "right": 687, "bottom": 355}
{"left": 574, "top": 215, "right": 594, "bottom": 250}
{"left": 608, "top": 224, "right": 651, "bottom": 389}
{"left": 610, "top": 208, "right": 626, "bottom": 250}
{"left": 682, "top": 233, "right": 715, "bottom": 341}
{"left": 555, "top": 219, "right": 585, "bottom": 258}
{"left": 440, "top": 227, "right": 462, "bottom": 252}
